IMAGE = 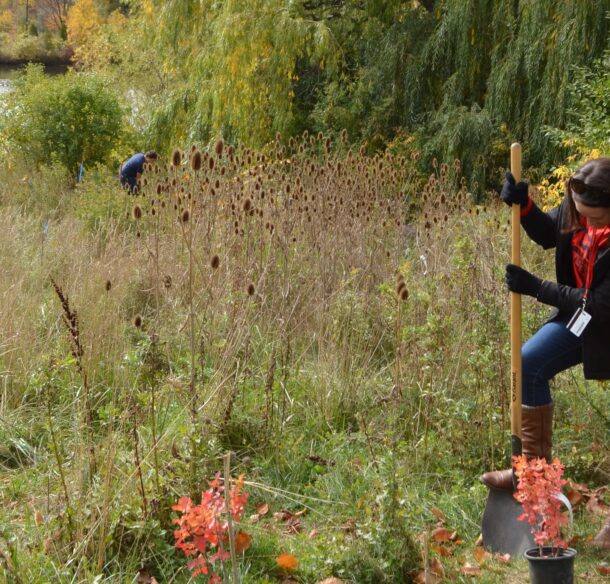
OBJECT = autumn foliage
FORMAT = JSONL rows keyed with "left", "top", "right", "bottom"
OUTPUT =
{"left": 172, "top": 475, "right": 250, "bottom": 581}
{"left": 513, "top": 455, "right": 568, "bottom": 554}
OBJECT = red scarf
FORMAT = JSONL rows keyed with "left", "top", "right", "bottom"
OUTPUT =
{"left": 571, "top": 220, "right": 610, "bottom": 289}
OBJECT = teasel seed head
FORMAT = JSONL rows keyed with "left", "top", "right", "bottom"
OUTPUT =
{"left": 400, "top": 287, "right": 409, "bottom": 302}
{"left": 191, "top": 150, "right": 202, "bottom": 171}
{"left": 172, "top": 149, "right": 182, "bottom": 167}
{"left": 105, "top": 280, "right": 112, "bottom": 292}
{"left": 247, "top": 283, "right": 255, "bottom": 296}
{"left": 210, "top": 254, "right": 220, "bottom": 269}
{"left": 243, "top": 198, "right": 252, "bottom": 212}
{"left": 163, "top": 275, "right": 172, "bottom": 288}
{"left": 215, "top": 139, "right": 224, "bottom": 156}
{"left": 133, "top": 314, "right": 143, "bottom": 328}
{"left": 132, "top": 205, "right": 142, "bottom": 220}
{"left": 136, "top": 231, "right": 141, "bottom": 238}
{"left": 181, "top": 209, "right": 190, "bottom": 223}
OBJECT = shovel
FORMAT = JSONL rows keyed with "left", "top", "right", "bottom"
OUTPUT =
{"left": 481, "top": 143, "right": 534, "bottom": 555}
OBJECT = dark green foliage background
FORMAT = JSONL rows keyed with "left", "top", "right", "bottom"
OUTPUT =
{"left": 139, "top": 0, "right": 609, "bottom": 193}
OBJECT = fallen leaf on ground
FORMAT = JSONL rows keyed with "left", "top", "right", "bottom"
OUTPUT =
{"left": 276, "top": 553, "right": 298, "bottom": 572}
{"left": 597, "top": 564, "right": 610, "bottom": 575}
{"left": 306, "top": 454, "right": 335, "bottom": 466}
{"left": 565, "top": 487, "right": 584, "bottom": 509}
{"left": 136, "top": 569, "right": 159, "bottom": 584}
{"left": 308, "top": 529, "right": 319, "bottom": 539}
{"left": 474, "top": 546, "right": 491, "bottom": 564}
{"left": 341, "top": 519, "right": 356, "bottom": 532}
{"left": 431, "top": 507, "right": 446, "bottom": 522}
{"left": 586, "top": 495, "right": 608, "bottom": 516}
{"left": 285, "top": 518, "right": 302, "bottom": 534}
{"left": 315, "top": 579, "right": 344, "bottom": 584}
{"left": 475, "top": 534, "right": 483, "bottom": 546}
{"left": 495, "top": 553, "right": 511, "bottom": 563}
{"left": 256, "top": 502, "right": 270, "bottom": 516}
{"left": 431, "top": 544, "right": 452, "bottom": 557}
{"left": 568, "top": 535, "right": 581, "bottom": 546}
{"left": 430, "top": 558, "right": 445, "bottom": 578}
{"left": 410, "top": 569, "right": 440, "bottom": 584}
{"left": 234, "top": 531, "right": 252, "bottom": 553}
{"left": 431, "top": 527, "right": 452, "bottom": 542}
{"left": 461, "top": 562, "right": 481, "bottom": 576}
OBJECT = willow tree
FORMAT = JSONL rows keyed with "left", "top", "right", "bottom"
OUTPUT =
{"left": 307, "top": 0, "right": 610, "bottom": 191}
{"left": 485, "top": 0, "right": 610, "bottom": 162}
{"left": 138, "top": 0, "right": 335, "bottom": 149}
{"left": 128, "top": 0, "right": 609, "bottom": 186}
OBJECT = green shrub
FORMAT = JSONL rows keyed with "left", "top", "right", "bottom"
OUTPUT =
{"left": 0, "top": 64, "right": 124, "bottom": 175}
{"left": 545, "top": 50, "right": 610, "bottom": 156}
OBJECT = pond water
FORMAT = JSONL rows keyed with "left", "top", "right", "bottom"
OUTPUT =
{"left": 0, "top": 63, "right": 68, "bottom": 96}
{"left": 0, "top": 66, "right": 19, "bottom": 95}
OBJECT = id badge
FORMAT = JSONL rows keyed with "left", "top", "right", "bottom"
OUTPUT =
{"left": 567, "top": 308, "right": 592, "bottom": 337}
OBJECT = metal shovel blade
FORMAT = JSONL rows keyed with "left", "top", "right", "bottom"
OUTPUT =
{"left": 481, "top": 487, "right": 534, "bottom": 556}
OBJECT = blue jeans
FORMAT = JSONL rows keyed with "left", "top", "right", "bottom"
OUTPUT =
{"left": 522, "top": 318, "right": 583, "bottom": 406}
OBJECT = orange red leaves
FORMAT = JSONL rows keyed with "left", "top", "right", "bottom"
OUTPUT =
{"left": 234, "top": 531, "right": 252, "bottom": 553}
{"left": 172, "top": 474, "right": 249, "bottom": 580}
{"left": 276, "top": 553, "right": 299, "bottom": 572}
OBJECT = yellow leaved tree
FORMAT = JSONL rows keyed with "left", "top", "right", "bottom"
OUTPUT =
{"left": 66, "top": 0, "right": 107, "bottom": 69}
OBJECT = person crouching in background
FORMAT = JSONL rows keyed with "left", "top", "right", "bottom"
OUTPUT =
{"left": 119, "top": 151, "right": 158, "bottom": 193}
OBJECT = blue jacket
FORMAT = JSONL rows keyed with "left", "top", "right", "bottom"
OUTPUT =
{"left": 120, "top": 153, "right": 146, "bottom": 189}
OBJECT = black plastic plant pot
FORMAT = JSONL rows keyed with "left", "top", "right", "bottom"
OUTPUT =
{"left": 524, "top": 547, "right": 577, "bottom": 584}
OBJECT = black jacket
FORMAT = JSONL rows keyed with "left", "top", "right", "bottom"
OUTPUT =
{"left": 522, "top": 200, "right": 610, "bottom": 379}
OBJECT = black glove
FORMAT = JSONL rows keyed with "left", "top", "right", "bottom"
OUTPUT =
{"left": 500, "top": 172, "right": 529, "bottom": 206}
{"left": 505, "top": 264, "right": 542, "bottom": 297}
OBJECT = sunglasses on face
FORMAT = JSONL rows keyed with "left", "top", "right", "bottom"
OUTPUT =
{"left": 569, "top": 177, "right": 610, "bottom": 208}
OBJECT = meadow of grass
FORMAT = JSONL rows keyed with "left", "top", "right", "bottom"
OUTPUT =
{"left": 0, "top": 134, "right": 608, "bottom": 583}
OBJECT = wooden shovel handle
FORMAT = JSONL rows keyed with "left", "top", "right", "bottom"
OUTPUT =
{"left": 510, "top": 143, "right": 522, "bottom": 456}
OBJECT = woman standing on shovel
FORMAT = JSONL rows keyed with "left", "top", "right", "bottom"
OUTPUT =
{"left": 480, "top": 157, "right": 610, "bottom": 550}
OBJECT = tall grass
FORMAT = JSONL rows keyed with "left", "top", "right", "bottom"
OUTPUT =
{"left": 0, "top": 135, "right": 607, "bottom": 582}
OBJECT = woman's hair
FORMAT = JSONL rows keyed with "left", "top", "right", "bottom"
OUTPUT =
{"left": 562, "top": 157, "right": 610, "bottom": 233}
